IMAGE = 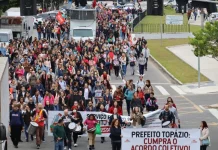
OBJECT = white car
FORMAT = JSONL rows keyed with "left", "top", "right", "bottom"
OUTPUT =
{"left": 123, "top": 3, "right": 135, "bottom": 10}
{"left": 164, "top": 0, "right": 177, "bottom": 7}
{"left": 209, "top": 12, "right": 218, "bottom": 23}
{"left": 33, "top": 16, "right": 43, "bottom": 28}
{"left": 107, "top": 4, "right": 118, "bottom": 10}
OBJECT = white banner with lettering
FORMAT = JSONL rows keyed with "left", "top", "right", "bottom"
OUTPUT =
{"left": 47, "top": 110, "right": 162, "bottom": 136}
{"left": 122, "top": 128, "right": 200, "bottom": 150}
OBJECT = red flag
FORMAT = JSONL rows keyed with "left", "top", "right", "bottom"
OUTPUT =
{"left": 92, "top": 0, "right": 96, "bottom": 8}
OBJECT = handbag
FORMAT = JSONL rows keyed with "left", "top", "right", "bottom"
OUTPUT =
{"left": 94, "top": 123, "right": 102, "bottom": 135}
{"left": 202, "top": 138, "right": 210, "bottom": 146}
{"left": 130, "top": 61, "right": 135, "bottom": 66}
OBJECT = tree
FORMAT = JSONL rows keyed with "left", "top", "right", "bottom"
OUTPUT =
{"left": 0, "top": 0, "right": 19, "bottom": 16}
{"left": 189, "top": 21, "right": 218, "bottom": 61}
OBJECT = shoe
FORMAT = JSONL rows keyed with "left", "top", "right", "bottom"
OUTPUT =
{"left": 69, "top": 149, "right": 72, "bottom": 150}
{"left": 92, "top": 145, "right": 95, "bottom": 149}
{"left": 19, "top": 140, "right": 23, "bottom": 142}
{"left": 37, "top": 145, "right": 40, "bottom": 149}
{"left": 26, "top": 139, "right": 29, "bottom": 142}
{"left": 89, "top": 145, "right": 92, "bottom": 150}
{"left": 74, "top": 143, "right": 78, "bottom": 147}
{"left": 64, "top": 146, "right": 67, "bottom": 150}
{"left": 14, "top": 145, "right": 18, "bottom": 148}
{"left": 42, "top": 140, "right": 45, "bottom": 142}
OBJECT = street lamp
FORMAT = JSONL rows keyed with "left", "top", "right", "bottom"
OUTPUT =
{"left": 198, "top": 9, "right": 204, "bottom": 88}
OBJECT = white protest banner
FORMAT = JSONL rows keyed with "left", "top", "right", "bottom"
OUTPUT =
{"left": 122, "top": 128, "right": 200, "bottom": 150}
{"left": 47, "top": 109, "right": 162, "bottom": 136}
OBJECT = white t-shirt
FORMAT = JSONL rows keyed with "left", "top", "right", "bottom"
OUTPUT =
{"left": 84, "top": 88, "right": 89, "bottom": 100}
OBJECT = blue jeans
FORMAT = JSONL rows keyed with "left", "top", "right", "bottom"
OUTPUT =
{"left": 24, "top": 124, "right": 29, "bottom": 140}
{"left": 126, "top": 99, "right": 131, "bottom": 116}
{"left": 55, "top": 140, "right": 64, "bottom": 150}
{"left": 121, "top": 65, "right": 127, "bottom": 77}
{"left": 139, "top": 64, "right": 144, "bottom": 75}
{"left": 38, "top": 32, "right": 41, "bottom": 40}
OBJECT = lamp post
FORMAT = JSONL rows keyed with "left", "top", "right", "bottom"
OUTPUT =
{"left": 198, "top": 9, "right": 204, "bottom": 88}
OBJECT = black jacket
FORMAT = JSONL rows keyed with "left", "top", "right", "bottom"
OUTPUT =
{"left": 159, "top": 110, "right": 175, "bottom": 124}
{"left": 110, "top": 127, "right": 121, "bottom": 142}
{"left": 22, "top": 110, "right": 31, "bottom": 125}
{"left": 131, "top": 98, "right": 142, "bottom": 109}
{"left": 109, "top": 114, "right": 123, "bottom": 125}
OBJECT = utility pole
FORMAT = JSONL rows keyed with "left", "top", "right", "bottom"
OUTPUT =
{"left": 198, "top": 9, "right": 204, "bottom": 88}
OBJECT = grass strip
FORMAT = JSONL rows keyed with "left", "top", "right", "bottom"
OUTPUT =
{"left": 148, "top": 39, "right": 209, "bottom": 83}
{"left": 134, "top": 7, "right": 201, "bottom": 33}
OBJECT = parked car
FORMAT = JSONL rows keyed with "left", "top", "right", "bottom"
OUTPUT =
{"left": 164, "top": 0, "right": 177, "bottom": 7}
{"left": 209, "top": 12, "right": 218, "bottom": 23}
{"left": 123, "top": 3, "right": 135, "bottom": 10}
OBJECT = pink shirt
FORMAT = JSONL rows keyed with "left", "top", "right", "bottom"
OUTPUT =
{"left": 84, "top": 119, "right": 98, "bottom": 129}
{"left": 43, "top": 95, "right": 54, "bottom": 106}
{"left": 15, "top": 68, "right": 24, "bottom": 78}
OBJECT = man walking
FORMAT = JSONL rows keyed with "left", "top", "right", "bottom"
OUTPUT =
{"left": 10, "top": 104, "right": 24, "bottom": 148}
{"left": 31, "top": 103, "right": 47, "bottom": 149}
{"left": 141, "top": 45, "right": 150, "bottom": 71}
{"left": 61, "top": 109, "right": 73, "bottom": 150}
{"left": 53, "top": 119, "right": 67, "bottom": 150}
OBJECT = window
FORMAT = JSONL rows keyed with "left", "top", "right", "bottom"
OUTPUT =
{"left": 73, "top": 29, "right": 93, "bottom": 37}
{"left": 0, "top": 34, "right": 9, "bottom": 42}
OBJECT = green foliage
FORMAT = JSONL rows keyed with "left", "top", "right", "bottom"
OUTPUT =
{"left": 0, "top": 0, "right": 19, "bottom": 16}
{"left": 189, "top": 21, "right": 218, "bottom": 60}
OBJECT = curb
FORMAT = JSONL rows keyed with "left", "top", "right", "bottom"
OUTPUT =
{"left": 149, "top": 55, "right": 183, "bottom": 85}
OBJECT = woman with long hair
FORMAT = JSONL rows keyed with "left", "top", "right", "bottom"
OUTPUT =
{"left": 108, "top": 101, "right": 123, "bottom": 115}
{"left": 131, "top": 92, "right": 143, "bottom": 112}
{"left": 200, "top": 121, "right": 210, "bottom": 150}
{"left": 124, "top": 85, "right": 134, "bottom": 116}
{"left": 143, "top": 80, "right": 153, "bottom": 102}
{"left": 130, "top": 107, "right": 144, "bottom": 128}
{"left": 136, "top": 87, "right": 145, "bottom": 108}
{"left": 110, "top": 119, "right": 122, "bottom": 150}
{"left": 84, "top": 114, "right": 98, "bottom": 150}
{"left": 45, "top": 73, "right": 53, "bottom": 91}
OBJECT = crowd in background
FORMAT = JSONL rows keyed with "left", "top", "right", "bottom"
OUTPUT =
{"left": 0, "top": 2, "right": 210, "bottom": 150}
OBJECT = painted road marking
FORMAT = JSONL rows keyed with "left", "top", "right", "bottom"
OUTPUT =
{"left": 155, "top": 86, "right": 170, "bottom": 96}
{"left": 199, "top": 105, "right": 206, "bottom": 110}
{"left": 208, "top": 109, "right": 218, "bottom": 120}
{"left": 111, "top": 85, "right": 116, "bottom": 95}
{"left": 171, "top": 85, "right": 187, "bottom": 95}
{"left": 181, "top": 95, "right": 203, "bottom": 113}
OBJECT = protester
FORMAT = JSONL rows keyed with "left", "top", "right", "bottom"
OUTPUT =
{"left": 71, "top": 110, "right": 83, "bottom": 147}
{"left": 22, "top": 105, "right": 33, "bottom": 142}
{"left": 84, "top": 114, "right": 98, "bottom": 150}
{"left": 130, "top": 107, "right": 144, "bottom": 128}
{"left": 146, "top": 92, "right": 158, "bottom": 112}
{"left": 200, "top": 121, "right": 210, "bottom": 150}
{"left": 168, "top": 101, "right": 180, "bottom": 128}
{"left": 10, "top": 104, "right": 24, "bottom": 148}
{"left": 53, "top": 119, "right": 67, "bottom": 150}
{"left": 31, "top": 103, "right": 47, "bottom": 149}
{"left": 124, "top": 85, "right": 134, "bottom": 116}
{"left": 159, "top": 105, "right": 175, "bottom": 128}
{"left": 110, "top": 119, "right": 122, "bottom": 150}
{"left": 61, "top": 109, "right": 73, "bottom": 150}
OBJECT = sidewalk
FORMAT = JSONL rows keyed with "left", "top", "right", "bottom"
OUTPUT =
{"left": 188, "top": 16, "right": 208, "bottom": 26}
{"left": 167, "top": 44, "right": 218, "bottom": 94}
